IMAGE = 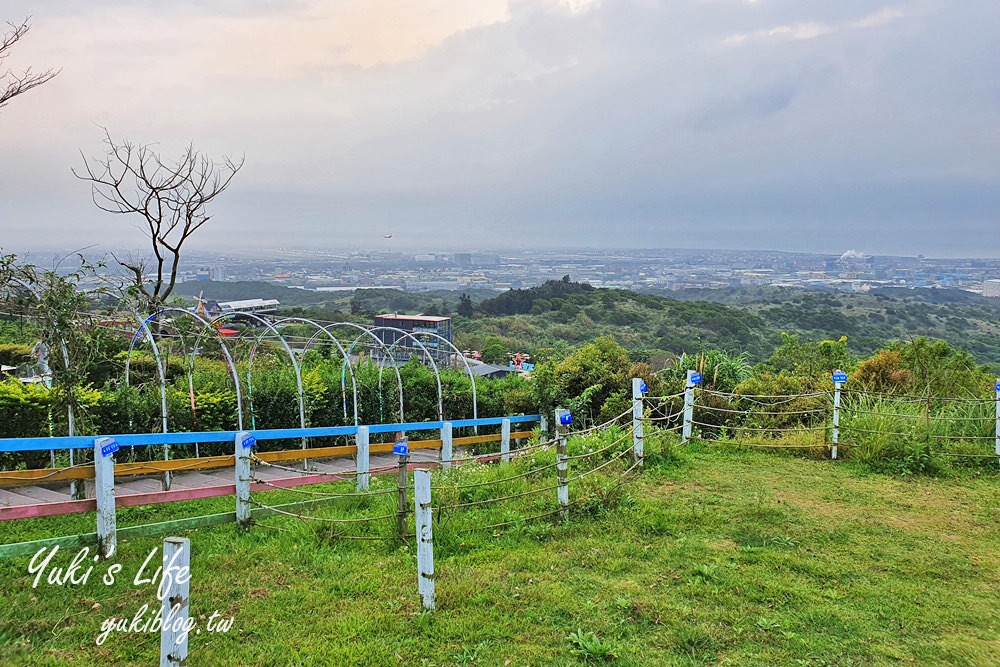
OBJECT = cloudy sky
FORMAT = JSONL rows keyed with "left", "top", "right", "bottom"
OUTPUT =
{"left": 1, "top": 0, "right": 998, "bottom": 257}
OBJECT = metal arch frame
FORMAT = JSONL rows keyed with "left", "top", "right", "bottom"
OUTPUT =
{"left": 407, "top": 330, "right": 478, "bottom": 425}
{"left": 125, "top": 308, "right": 245, "bottom": 468}
{"left": 368, "top": 326, "right": 444, "bottom": 422}
{"left": 124, "top": 311, "right": 169, "bottom": 441}
{"left": 194, "top": 312, "right": 307, "bottom": 438}
{"left": 270, "top": 317, "right": 360, "bottom": 426}
{"left": 4, "top": 277, "right": 78, "bottom": 471}
{"left": 324, "top": 321, "right": 406, "bottom": 423}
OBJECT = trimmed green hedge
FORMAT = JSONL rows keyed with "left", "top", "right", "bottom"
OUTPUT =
{"left": 0, "top": 358, "right": 538, "bottom": 466}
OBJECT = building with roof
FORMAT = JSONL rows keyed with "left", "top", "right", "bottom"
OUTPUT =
{"left": 469, "top": 363, "right": 519, "bottom": 379}
{"left": 373, "top": 314, "right": 453, "bottom": 363}
{"left": 207, "top": 298, "right": 280, "bottom": 318}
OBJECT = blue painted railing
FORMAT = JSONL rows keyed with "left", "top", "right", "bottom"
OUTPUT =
{"left": 0, "top": 414, "right": 543, "bottom": 452}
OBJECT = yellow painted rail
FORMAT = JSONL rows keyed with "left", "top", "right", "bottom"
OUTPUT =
{"left": 0, "top": 431, "right": 533, "bottom": 486}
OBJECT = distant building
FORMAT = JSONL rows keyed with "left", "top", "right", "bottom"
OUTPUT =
{"left": 373, "top": 314, "right": 452, "bottom": 362}
{"left": 983, "top": 279, "right": 1000, "bottom": 298}
{"left": 453, "top": 253, "right": 472, "bottom": 267}
{"left": 472, "top": 253, "right": 500, "bottom": 267}
{"left": 207, "top": 298, "right": 280, "bottom": 318}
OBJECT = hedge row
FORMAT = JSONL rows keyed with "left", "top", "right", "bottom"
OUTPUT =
{"left": 0, "top": 358, "right": 536, "bottom": 468}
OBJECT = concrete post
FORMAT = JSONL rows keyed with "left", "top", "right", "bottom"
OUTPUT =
{"left": 501, "top": 418, "right": 511, "bottom": 463}
{"left": 994, "top": 379, "right": 999, "bottom": 462}
{"left": 832, "top": 381, "right": 843, "bottom": 460}
{"left": 682, "top": 370, "right": 697, "bottom": 444}
{"left": 356, "top": 426, "right": 370, "bottom": 492}
{"left": 441, "top": 422, "right": 453, "bottom": 471}
{"left": 159, "top": 537, "right": 190, "bottom": 667}
{"left": 414, "top": 469, "right": 435, "bottom": 610}
{"left": 235, "top": 431, "right": 254, "bottom": 528}
{"left": 555, "top": 408, "right": 570, "bottom": 520}
{"left": 94, "top": 437, "right": 118, "bottom": 559}
{"left": 396, "top": 434, "right": 410, "bottom": 543}
{"left": 632, "top": 378, "right": 644, "bottom": 466}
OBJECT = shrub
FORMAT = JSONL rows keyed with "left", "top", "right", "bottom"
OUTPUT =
{"left": 0, "top": 343, "right": 33, "bottom": 368}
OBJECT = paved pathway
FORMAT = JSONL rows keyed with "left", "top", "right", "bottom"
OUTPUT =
{"left": 0, "top": 449, "right": 444, "bottom": 510}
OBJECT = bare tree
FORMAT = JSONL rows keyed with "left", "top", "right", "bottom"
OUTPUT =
{"left": 73, "top": 129, "right": 244, "bottom": 309}
{"left": 0, "top": 17, "right": 59, "bottom": 111}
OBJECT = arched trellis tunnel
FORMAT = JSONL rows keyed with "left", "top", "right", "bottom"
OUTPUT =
{"left": 125, "top": 308, "right": 244, "bottom": 483}
{"left": 268, "top": 316, "right": 359, "bottom": 426}
{"left": 329, "top": 322, "right": 409, "bottom": 422}
{"left": 367, "top": 326, "right": 445, "bottom": 422}
{"left": 124, "top": 312, "right": 481, "bottom": 463}
{"left": 185, "top": 311, "right": 309, "bottom": 447}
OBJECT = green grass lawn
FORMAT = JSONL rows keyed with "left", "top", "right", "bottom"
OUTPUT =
{"left": 1, "top": 436, "right": 998, "bottom": 666}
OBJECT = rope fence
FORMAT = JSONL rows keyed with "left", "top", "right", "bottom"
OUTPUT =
{"left": 644, "top": 377, "right": 1000, "bottom": 463}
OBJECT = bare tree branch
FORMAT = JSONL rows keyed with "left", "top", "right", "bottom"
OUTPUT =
{"left": 73, "top": 129, "right": 244, "bottom": 309}
{"left": 0, "top": 17, "right": 59, "bottom": 111}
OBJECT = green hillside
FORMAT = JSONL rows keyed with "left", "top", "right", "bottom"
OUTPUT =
{"left": 658, "top": 286, "right": 1000, "bottom": 366}
{"left": 174, "top": 280, "right": 1000, "bottom": 368}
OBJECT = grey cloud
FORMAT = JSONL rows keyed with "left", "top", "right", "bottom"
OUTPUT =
{"left": 0, "top": 0, "right": 998, "bottom": 257}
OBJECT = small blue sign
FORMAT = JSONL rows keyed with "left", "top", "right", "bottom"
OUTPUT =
{"left": 995, "top": 380, "right": 1000, "bottom": 392}
{"left": 832, "top": 371, "right": 848, "bottom": 383}
{"left": 689, "top": 372, "right": 702, "bottom": 385}
{"left": 98, "top": 438, "right": 119, "bottom": 457}
{"left": 639, "top": 381, "right": 648, "bottom": 394}
{"left": 559, "top": 412, "right": 573, "bottom": 426}
{"left": 241, "top": 434, "right": 256, "bottom": 449}
{"left": 393, "top": 441, "right": 409, "bottom": 456}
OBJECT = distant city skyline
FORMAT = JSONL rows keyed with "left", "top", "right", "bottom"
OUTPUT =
{"left": 1, "top": 1, "right": 998, "bottom": 256}
{"left": 5, "top": 242, "right": 1000, "bottom": 263}
{"left": 10, "top": 245, "right": 998, "bottom": 300}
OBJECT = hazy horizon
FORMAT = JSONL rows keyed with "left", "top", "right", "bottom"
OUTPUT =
{"left": 2, "top": 1, "right": 998, "bottom": 257}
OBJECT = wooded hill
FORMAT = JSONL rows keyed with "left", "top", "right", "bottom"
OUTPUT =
{"left": 174, "top": 279, "right": 1000, "bottom": 369}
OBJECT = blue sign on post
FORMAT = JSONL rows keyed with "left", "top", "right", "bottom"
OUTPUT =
{"left": 639, "top": 381, "right": 648, "bottom": 394}
{"left": 241, "top": 433, "right": 256, "bottom": 449}
{"left": 689, "top": 372, "right": 702, "bottom": 385}
{"left": 98, "top": 437, "right": 119, "bottom": 457}
{"left": 995, "top": 380, "right": 1000, "bottom": 392}
{"left": 559, "top": 412, "right": 573, "bottom": 426}
{"left": 393, "top": 441, "right": 409, "bottom": 456}
{"left": 832, "top": 371, "right": 848, "bottom": 384}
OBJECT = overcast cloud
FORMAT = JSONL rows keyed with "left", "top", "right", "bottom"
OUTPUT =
{"left": 0, "top": 0, "right": 998, "bottom": 256}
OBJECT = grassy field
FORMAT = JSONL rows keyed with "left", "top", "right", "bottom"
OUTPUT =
{"left": 0, "top": 435, "right": 998, "bottom": 666}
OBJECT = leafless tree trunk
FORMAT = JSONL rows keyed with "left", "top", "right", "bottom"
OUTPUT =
{"left": 73, "top": 129, "right": 244, "bottom": 310}
{"left": 0, "top": 18, "right": 59, "bottom": 111}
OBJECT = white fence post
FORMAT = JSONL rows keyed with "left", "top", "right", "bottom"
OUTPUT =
{"left": 441, "top": 422, "right": 453, "bottom": 471}
{"left": 159, "top": 536, "right": 190, "bottom": 667}
{"left": 540, "top": 414, "right": 549, "bottom": 440}
{"left": 414, "top": 469, "right": 435, "bottom": 611}
{"left": 356, "top": 426, "right": 370, "bottom": 492}
{"left": 501, "top": 418, "right": 511, "bottom": 463}
{"left": 682, "top": 371, "right": 697, "bottom": 444}
{"left": 396, "top": 433, "right": 410, "bottom": 543}
{"left": 632, "top": 378, "right": 644, "bottom": 466}
{"left": 994, "top": 378, "right": 999, "bottom": 462}
{"left": 235, "top": 431, "right": 254, "bottom": 528}
{"left": 555, "top": 408, "right": 570, "bottom": 519}
{"left": 68, "top": 405, "right": 84, "bottom": 500}
{"left": 93, "top": 437, "right": 118, "bottom": 559}
{"left": 832, "top": 381, "right": 843, "bottom": 460}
